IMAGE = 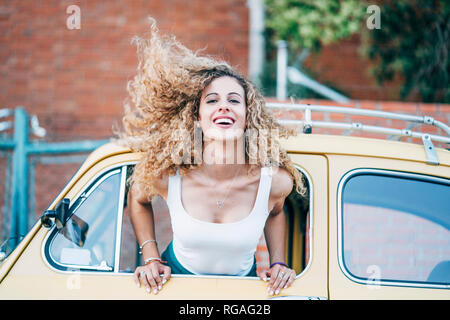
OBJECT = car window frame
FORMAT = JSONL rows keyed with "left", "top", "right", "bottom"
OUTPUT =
{"left": 42, "top": 161, "right": 314, "bottom": 281}
{"left": 42, "top": 163, "right": 128, "bottom": 274}
{"left": 121, "top": 163, "right": 314, "bottom": 282}
{"left": 337, "top": 168, "right": 450, "bottom": 290}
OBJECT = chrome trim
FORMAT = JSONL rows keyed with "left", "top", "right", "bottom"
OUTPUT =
{"left": 270, "top": 295, "right": 327, "bottom": 300}
{"left": 42, "top": 161, "right": 137, "bottom": 275}
{"left": 113, "top": 166, "right": 128, "bottom": 272}
{"left": 54, "top": 260, "right": 113, "bottom": 272}
{"left": 422, "top": 135, "right": 439, "bottom": 165}
{"left": 337, "top": 168, "right": 450, "bottom": 290}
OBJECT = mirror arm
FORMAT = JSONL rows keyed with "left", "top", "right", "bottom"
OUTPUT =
{"left": 40, "top": 210, "right": 56, "bottom": 228}
{"left": 40, "top": 198, "right": 70, "bottom": 229}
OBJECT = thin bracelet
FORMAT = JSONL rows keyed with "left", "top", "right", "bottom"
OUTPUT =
{"left": 270, "top": 262, "right": 289, "bottom": 269}
{"left": 139, "top": 239, "right": 157, "bottom": 254}
{"left": 144, "top": 257, "right": 167, "bottom": 265}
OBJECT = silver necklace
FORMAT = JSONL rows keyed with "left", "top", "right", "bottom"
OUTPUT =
{"left": 208, "top": 166, "right": 242, "bottom": 209}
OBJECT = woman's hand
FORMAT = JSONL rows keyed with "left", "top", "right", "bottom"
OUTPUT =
{"left": 134, "top": 262, "right": 171, "bottom": 294}
{"left": 258, "top": 264, "right": 296, "bottom": 296}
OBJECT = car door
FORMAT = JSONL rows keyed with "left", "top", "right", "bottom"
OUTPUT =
{"left": 328, "top": 153, "right": 450, "bottom": 299}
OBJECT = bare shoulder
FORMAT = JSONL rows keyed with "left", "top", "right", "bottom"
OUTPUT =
{"left": 270, "top": 167, "right": 294, "bottom": 200}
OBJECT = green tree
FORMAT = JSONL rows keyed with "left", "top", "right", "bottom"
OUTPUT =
{"left": 362, "top": 0, "right": 450, "bottom": 102}
{"left": 265, "top": 0, "right": 365, "bottom": 52}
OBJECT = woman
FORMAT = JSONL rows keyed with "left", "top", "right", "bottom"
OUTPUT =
{"left": 120, "top": 19, "right": 306, "bottom": 296}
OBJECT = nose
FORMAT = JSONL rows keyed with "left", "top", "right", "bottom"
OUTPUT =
{"left": 218, "top": 105, "right": 230, "bottom": 112}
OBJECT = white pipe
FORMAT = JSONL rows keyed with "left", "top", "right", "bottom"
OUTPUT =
{"left": 276, "top": 40, "right": 288, "bottom": 100}
{"left": 247, "top": 0, "right": 265, "bottom": 86}
{"left": 287, "top": 67, "right": 350, "bottom": 103}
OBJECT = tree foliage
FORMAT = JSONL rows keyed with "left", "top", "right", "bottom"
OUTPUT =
{"left": 363, "top": 0, "right": 450, "bottom": 102}
{"left": 264, "top": 0, "right": 365, "bottom": 52}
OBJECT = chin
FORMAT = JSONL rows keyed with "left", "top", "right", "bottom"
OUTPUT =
{"left": 203, "top": 127, "right": 245, "bottom": 141}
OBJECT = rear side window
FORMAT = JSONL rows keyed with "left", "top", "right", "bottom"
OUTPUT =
{"left": 339, "top": 170, "right": 450, "bottom": 287}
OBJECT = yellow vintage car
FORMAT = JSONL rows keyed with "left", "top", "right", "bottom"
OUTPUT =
{"left": 0, "top": 104, "right": 449, "bottom": 300}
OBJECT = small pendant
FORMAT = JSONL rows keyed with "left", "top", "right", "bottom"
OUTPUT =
{"left": 216, "top": 200, "right": 224, "bottom": 208}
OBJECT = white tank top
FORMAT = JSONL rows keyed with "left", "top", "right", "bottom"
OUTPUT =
{"left": 166, "top": 167, "right": 273, "bottom": 276}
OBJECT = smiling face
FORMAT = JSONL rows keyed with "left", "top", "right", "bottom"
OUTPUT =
{"left": 198, "top": 76, "right": 247, "bottom": 141}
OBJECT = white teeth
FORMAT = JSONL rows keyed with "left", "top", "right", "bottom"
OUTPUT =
{"left": 214, "top": 118, "right": 233, "bottom": 124}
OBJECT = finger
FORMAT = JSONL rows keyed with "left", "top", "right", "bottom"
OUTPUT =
{"left": 152, "top": 263, "right": 163, "bottom": 289}
{"left": 268, "top": 266, "right": 281, "bottom": 292}
{"left": 140, "top": 270, "right": 152, "bottom": 293}
{"left": 145, "top": 268, "right": 158, "bottom": 294}
{"left": 149, "top": 264, "right": 162, "bottom": 293}
{"left": 133, "top": 268, "right": 141, "bottom": 287}
{"left": 284, "top": 270, "right": 296, "bottom": 289}
{"left": 257, "top": 269, "right": 270, "bottom": 282}
{"left": 268, "top": 265, "right": 279, "bottom": 288}
{"left": 274, "top": 271, "right": 290, "bottom": 294}
{"left": 269, "top": 268, "right": 285, "bottom": 295}
{"left": 161, "top": 266, "right": 171, "bottom": 285}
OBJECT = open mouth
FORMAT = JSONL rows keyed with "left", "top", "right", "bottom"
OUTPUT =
{"left": 213, "top": 116, "right": 235, "bottom": 127}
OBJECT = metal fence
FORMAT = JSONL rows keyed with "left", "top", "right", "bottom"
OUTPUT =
{"left": 0, "top": 107, "right": 108, "bottom": 253}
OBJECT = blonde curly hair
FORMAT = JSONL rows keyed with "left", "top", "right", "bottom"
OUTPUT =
{"left": 118, "top": 18, "right": 306, "bottom": 198}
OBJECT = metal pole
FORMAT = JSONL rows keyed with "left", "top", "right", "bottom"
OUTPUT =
{"left": 247, "top": 0, "right": 265, "bottom": 87}
{"left": 287, "top": 67, "right": 351, "bottom": 103}
{"left": 10, "top": 107, "right": 29, "bottom": 247}
{"left": 276, "top": 40, "right": 288, "bottom": 101}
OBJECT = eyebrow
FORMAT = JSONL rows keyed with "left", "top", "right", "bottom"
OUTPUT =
{"left": 228, "top": 92, "right": 243, "bottom": 98}
{"left": 204, "top": 92, "right": 243, "bottom": 99}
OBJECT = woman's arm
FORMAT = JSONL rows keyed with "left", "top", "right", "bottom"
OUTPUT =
{"left": 260, "top": 168, "right": 296, "bottom": 296}
{"left": 264, "top": 203, "right": 287, "bottom": 266}
{"left": 129, "top": 180, "right": 171, "bottom": 294}
{"left": 128, "top": 183, "right": 160, "bottom": 261}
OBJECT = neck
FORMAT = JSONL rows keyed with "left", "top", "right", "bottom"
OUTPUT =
{"left": 201, "top": 137, "right": 246, "bottom": 180}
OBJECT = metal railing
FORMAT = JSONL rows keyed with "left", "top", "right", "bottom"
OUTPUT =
{"left": 0, "top": 107, "right": 109, "bottom": 249}
{"left": 266, "top": 102, "right": 450, "bottom": 165}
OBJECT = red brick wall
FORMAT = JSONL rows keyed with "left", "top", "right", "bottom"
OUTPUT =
{"left": 0, "top": 0, "right": 249, "bottom": 142}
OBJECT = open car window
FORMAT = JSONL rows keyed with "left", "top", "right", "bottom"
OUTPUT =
{"left": 119, "top": 165, "right": 312, "bottom": 277}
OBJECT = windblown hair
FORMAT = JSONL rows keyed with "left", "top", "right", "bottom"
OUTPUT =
{"left": 118, "top": 18, "right": 306, "bottom": 199}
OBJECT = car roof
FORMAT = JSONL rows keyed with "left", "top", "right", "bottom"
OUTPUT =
{"left": 85, "top": 134, "right": 450, "bottom": 168}
{"left": 282, "top": 134, "right": 450, "bottom": 165}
